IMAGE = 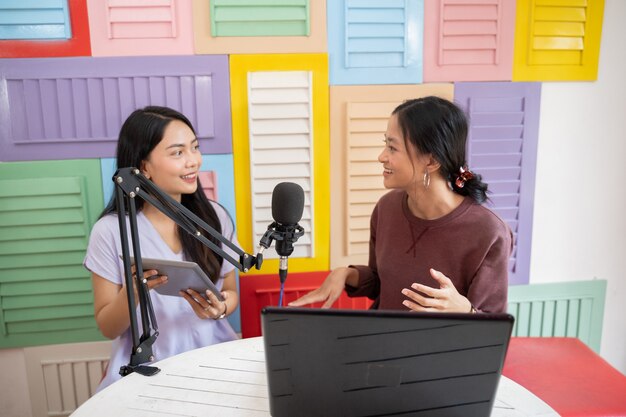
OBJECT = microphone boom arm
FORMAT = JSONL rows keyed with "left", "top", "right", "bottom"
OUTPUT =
{"left": 113, "top": 167, "right": 262, "bottom": 377}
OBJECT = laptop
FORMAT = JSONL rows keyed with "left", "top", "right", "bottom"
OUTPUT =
{"left": 261, "top": 307, "right": 514, "bottom": 417}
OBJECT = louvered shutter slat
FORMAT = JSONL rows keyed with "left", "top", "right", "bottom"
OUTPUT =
{"left": 513, "top": 0, "right": 604, "bottom": 80}
{"left": 328, "top": 0, "right": 422, "bottom": 85}
{"left": 456, "top": 82, "right": 541, "bottom": 285}
{"left": 211, "top": 0, "right": 310, "bottom": 37}
{"left": 0, "top": 160, "right": 104, "bottom": 348}
{"left": 0, "top": 56, "right": 231, "bottom": 161}
{"left": 424, "top": 0, "right": 516, "bottom": 81}
{"left": 247, "top": 71, "right": 314, "bottom": 260}
{"left": 0, "top": 0, "right": 71, "bottom": 40}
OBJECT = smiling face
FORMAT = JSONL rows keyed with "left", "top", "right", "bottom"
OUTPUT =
{"left": 378, "top": 113, "right": 429, "bottom": 192}
{"left": 141, "top": 119, "right": 202, "bottom": 201}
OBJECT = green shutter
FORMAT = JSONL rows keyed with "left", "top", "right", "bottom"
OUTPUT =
{"left": 0, "top": 160, "right": 105, "bottom": 348}
{"left": 210, "top": 0, "right": 310, "bottom": 37}
{"left": 508, "top": 280, "right": 606, "bottom": 352}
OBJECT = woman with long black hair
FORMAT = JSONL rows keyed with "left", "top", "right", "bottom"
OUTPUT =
{"left": 84, "top": 106, "right": 239, "bottom": 391}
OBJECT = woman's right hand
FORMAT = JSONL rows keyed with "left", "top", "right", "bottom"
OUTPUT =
{"left": 288, "top": 267, "right": 353, "bottom": 308}
{"left": 93, "top": 268, "right": 167, "bottom": 340}
{"left": 130, "top": 267, "right": 168, "bottom": 304}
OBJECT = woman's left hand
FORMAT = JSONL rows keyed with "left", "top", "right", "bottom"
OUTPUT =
{"left": 180, "top": 288, "right": 228, "bottom": 320}
{"left": 402, "top": 268, "right": 472, "bottom": 313}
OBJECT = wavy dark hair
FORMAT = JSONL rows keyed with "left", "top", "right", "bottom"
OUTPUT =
{"left": 100, "top": 106, "right": 224, "bottom": 282}
{"left": 392, "top": 96, "right": 489, "bottom": 204}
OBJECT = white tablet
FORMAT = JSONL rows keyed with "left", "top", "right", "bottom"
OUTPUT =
{"left": 127, "top": 256, "right": 224, "bottom": 300}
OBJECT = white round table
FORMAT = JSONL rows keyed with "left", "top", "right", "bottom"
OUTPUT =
{"left": 71, "top": 337, "right": 559, "bottom": 417}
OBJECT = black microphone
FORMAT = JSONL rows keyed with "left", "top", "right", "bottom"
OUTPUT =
{"left": 258, "top": 182, "right": 305, "bottom": 284}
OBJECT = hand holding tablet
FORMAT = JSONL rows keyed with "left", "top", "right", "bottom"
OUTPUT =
{"left": 128, "top": 256, "right": 224, "bottom": 301}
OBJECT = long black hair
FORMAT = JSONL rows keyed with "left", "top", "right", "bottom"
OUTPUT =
{"left": 100, "top": 106, "right": 224, "bottom": 282}
{"left": 392, "top": 96, "right": 489, "bottom": 204}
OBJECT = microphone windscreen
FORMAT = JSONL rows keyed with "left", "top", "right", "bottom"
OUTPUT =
{"left": 271, "top": 182, "right": 304, "bottom": 225}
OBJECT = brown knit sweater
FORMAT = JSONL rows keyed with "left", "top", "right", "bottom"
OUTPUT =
{"left": 346, "top": 190, "right": 513, "bottom": 313}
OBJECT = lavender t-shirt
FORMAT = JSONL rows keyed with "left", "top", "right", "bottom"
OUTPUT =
{"left": 84, "top": 202, "right": 239, "bottom": 391}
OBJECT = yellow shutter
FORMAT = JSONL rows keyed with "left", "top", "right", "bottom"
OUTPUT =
{"left": 513, "top": 0, "right": 605, "bottom": 81}
{"left": 230, "top": 54, "right": 329, "bottom": 274}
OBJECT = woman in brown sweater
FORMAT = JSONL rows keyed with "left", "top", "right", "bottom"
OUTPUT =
{"left": 290, "top": 96, "right": 513, "bottom": 313}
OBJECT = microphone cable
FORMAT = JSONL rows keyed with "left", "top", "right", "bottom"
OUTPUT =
{"left": 278, "top": 282, "right": 285, "bottom": 307}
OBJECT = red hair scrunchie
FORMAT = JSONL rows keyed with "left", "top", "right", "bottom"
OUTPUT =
{"left": 455, "top": 166, "right": 475, "bottom": 188}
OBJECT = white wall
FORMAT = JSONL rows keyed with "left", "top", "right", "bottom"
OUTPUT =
{"left": 530, "top": 0, "right": 626, "bottom": 373}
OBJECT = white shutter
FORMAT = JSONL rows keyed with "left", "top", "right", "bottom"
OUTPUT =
{"left": 247, "top": 71, "right": 314, "bottom": 259}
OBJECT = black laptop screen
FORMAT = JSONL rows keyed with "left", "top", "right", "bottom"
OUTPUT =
{"left": 261, "top": 307, "right": 514, "bottom": 417}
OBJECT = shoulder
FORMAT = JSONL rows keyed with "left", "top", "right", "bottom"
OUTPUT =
{"left": 89, "top": 213, "right": 120, "bottom": 238}
{"left": 371, "top": 190, "right": 404, "bottom": 221}
{"left": 376, "top": 189, "right": 404, "bottom": 210}
{"left": 208, "top": 200, "right": 236, "bottom": 236}
{"left": 465, "top": 202, "right": 513, "bottom": 242}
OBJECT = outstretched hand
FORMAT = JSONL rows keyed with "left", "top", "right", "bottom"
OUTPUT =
{"left": 288, "top": 267, "right": 352, "bottom": 309}
{"left": 402, "top": 268, "right": 472, "bottom": 313}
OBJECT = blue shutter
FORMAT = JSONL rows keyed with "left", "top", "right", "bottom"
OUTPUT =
{"left": 328, "top": 0, "right": 423, "bottom": 85}
{"left": 0, "top": 0, "right": 71, "bottom": 40}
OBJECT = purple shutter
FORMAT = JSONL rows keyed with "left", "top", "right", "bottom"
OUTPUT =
{"left": 0, "top": 55, "right": 231, "bottom": 161}
{"left": 455, "top": 82, "right": 541, "bottom": 285}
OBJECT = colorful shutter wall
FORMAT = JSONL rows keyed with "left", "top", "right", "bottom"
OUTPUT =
{"left": 0, "top": 0, "right": 91, "bottom": 58}
{"left": 423, "top": 0, "right": 516, "bottom": 82}
{"left": 329, "top": 84, "right": 454, "bottom": 268}
{"left": 0, "top": 55, "right": 232, "bottom": 162}
{"left": 86, "top": 0, "right": 194, "bottom": 56}
{"left": 192, "top": 0, "right": 326, "bottom": 54}
{"left": 0, "top": 0, "right": 72, "bottom": 40}
{"left": 327, "top": 0, "right": 424, "bottom": 85}
{"left": 0, "top": 160, "right": 105, "bottom": 348}
{"left": 230, "top": 53, "right": 329, "bottom": 274}
{"left": 513, "top": 0, "right": 605, "bottom": 81}
{"left": 210, "top": 0, "right": 310, "bottom": 37}
{"left": 455, "top": 82, "right": 541, "bottom": 285}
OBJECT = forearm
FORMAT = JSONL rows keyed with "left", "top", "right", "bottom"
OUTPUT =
{"left": 345, "top": 265, "right": 380, "bottom": 299}
{"left": 219, "top": 270, "right": 238, "bottom": 317}
{"left": 95, "top": 286, "right": 133, "bottom": 339}
{"left": 92, "top": 273, "right": 134, "bottom": 339}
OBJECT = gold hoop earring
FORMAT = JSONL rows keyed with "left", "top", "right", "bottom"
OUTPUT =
{"left": 423, "top": 170, "right": 430, "bottom": 189}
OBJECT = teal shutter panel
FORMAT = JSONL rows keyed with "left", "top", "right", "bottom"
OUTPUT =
{"left": 0, "top": 160, "right": 105, "bottom": 348}
{"left": 0, "top": 0, "right": 72, "bottom": 40}
{"left": 508, "top": 280, "right": 607, "bottom": 353}
{"left": 210, "top": 0, "right": 310, "bottom": 37}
